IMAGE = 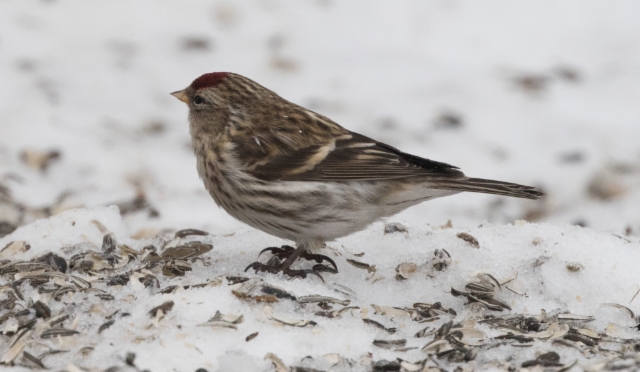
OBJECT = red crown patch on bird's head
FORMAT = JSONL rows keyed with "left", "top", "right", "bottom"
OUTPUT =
{"left": 191, "top": 72, "right": 229, "bottom": 91}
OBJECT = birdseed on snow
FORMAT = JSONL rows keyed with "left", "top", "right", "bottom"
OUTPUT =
{"left": 0, "top": 214, "right": 638, "bottom": 371}
{"left": 456, "top": 232, "right": 479, "bottom": 248}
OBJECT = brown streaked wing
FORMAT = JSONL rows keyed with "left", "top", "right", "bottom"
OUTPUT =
{"left": 246, "top": 131, "right": 464, "bottom": 182}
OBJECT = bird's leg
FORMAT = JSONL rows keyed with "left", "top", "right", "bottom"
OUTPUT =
{"left": 296, "top": 240, "right": 338, "bottom": 273}
{"left": 274, "top": 244, "right": 326, "bottom": 281}
{"left": 276, "top": 243, "right": 308, "bottom": 269}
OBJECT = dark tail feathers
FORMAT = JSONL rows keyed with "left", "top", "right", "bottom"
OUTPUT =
{"left": 428, "top": 177, "right": 543, "bottom": 200}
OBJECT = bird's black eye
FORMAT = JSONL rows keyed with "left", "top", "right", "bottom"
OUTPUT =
{"left": 193, "top": 95, "right": 205, "bottom": 105}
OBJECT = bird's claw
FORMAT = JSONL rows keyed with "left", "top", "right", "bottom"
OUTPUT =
{"left": 244, "top": 261, "right": 324, "bottom": 282}
{"left": 258, "top": 245, "right": 295, "bottom": 260}
{"left": 259, "top": 245, "right": 338, "bottom": 272}
{"left": 301, "top": 253, "right": 338, "bottom": 272}
{"left": 248, "top": 245, "right": 337, "bottom": 280}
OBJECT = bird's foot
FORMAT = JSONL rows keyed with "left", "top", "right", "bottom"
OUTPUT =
{"left": 257, "top": 245, "right": 296, "bottom": 261}
{"left": 244, "top": 257, "right": 325, "bottom": 282}
{"left": 244, "top": 245, "right": 338, "bottom": 280}
{"left": 258, "top": 245, "right": 338, "bottom": 273}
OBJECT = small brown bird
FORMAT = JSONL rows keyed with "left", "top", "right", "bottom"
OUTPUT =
{"left": 172, "top": 72, "right": 542, "bottom": 279}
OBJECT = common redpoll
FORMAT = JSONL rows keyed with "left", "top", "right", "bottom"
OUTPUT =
{"left": 172, "top": 72, "right": 542, "bottom": 279}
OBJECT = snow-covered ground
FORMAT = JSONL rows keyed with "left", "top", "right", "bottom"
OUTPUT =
{"left": 0, "top": 1, "right": 639, "bottom": 371}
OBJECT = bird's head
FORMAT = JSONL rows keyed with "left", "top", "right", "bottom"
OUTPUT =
{"left": 171, "top": 72, "right": 278, "bottom": 136}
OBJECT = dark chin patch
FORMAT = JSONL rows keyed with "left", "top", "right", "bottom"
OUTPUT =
{"left": 191, "top": 72, "right": 229, "bottom": 90}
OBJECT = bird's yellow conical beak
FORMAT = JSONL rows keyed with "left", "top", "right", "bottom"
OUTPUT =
{"left": 171, "top": 89, "right": 190, "bottom": 104}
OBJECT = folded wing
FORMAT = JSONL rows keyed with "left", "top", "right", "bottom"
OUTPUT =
{"left": 234, "top": 125, "right": 542, "bottom": 200}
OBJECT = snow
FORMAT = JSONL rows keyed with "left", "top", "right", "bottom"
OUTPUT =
{"left": 0, "top": 1, "right": 639, "bottom": 371}
{"left": 0, "top": 206, "right": 127, "bottom": 261}
{"left": 0, "top": 208, "right": 638, "bottom": 371}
